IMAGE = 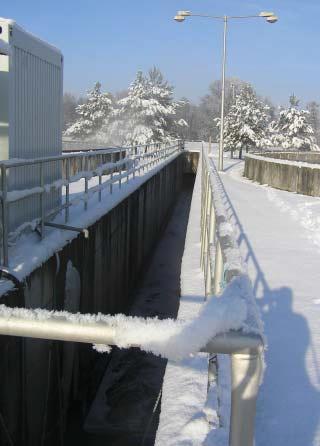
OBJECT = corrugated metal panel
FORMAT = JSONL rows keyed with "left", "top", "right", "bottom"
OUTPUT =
{"left": 0, "top": 19, "right": 63, "bottom": 231}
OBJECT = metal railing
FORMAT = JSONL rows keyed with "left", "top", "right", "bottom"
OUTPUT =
{"left": 0, "top": 140, "right": 183, "bottom": 266}
{"left": 200, "top": 146, "right": 263, "bottom": 446}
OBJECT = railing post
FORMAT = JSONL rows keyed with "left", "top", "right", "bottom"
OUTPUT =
{"left": 110, "top": 154, "right": 114, "bottom": 194}
{"left": 39, "top": 162, "right": 45, "bottom": 239}
{"left": 213, "top": 238, "right": 223, "bottom": 295}
{"left": 1, "top": 165, "right": 8, "bottom": 266}
{"left": 208, "top": 202, "right": 216, "bottom": 244}
{"left": 84, "top": 156, "right": 88, "bottom": 211}
{"left": 65, "top": 158, "right": 70, "bottom": 222}
{"left": 201, "top": 171, "right": 210, "bottom": 269}
{"left": 229, "top": 348, "right": 263, "bottom": 446}
{"left": 126, "top": 159, "right": 129, "bottom": 183}
{"left": 98, "top": 155, "right": 102, "bottom": 202}
{"left": 110, "top": 170, "right": 114, "bottom": 194}
{"left": 205, "top": 200, "right": 215, "bottom": 296}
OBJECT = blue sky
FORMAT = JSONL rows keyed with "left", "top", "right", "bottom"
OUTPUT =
{"left": 1, "top": 1, "right": 319, "bottom": 106}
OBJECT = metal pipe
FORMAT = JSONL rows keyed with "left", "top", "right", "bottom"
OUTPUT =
{"left": 0, "top": 312, "right": 116, "bottom": 345}
{"left": 44, "top": 222, "right": 89, "bottom": 238}
{"left": 0, "top": 301, "right": 262, "bottom": 446}
{"left": 0, "top": 306, "right": 262, "bottom": 355}
{"left": 204, "top": 331, "right": 263, "bottom": 446}
{"left": 218, "top": 16, "right": 228, "bottom": 172}
{"left": 40, "top": 163, "right": 45, "bottom": 239}
{"left": 205, "top": 250, "right": 212, "bottom": 296}
{"left": 229, "top": 350, "right": 263, "bottom": 446}
{"left": 0, "top": 141, "right": 181, "bottom": 169}
{"left": 208, "top": 202, "right": 216, "bottom": 243}
{"left": 118, "top": 157, "right": 122, "bottom": 188}
{"left": 200, "top": 172, "right": 210, "bottom": 268}
{"left": 84, "top": 156, "right": 88, "bottom": 211}
{"left": 65, "top": 158, "right": 70, "bottom": 222}
{"left": 1, "top": 165, "right": 8, "bottom": 266}
{"left": 203, "top": 331, "right": 263, "bottom": 355}
{"left": 98, "top": 154, "right": 102, "bottom": 202}
{"left": 213, "top": 239, "right": 223, "bottom": 294}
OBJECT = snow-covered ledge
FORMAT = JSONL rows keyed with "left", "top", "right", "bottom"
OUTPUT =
{"left": 245, "top": 152, "right": 320, "bottom": 169}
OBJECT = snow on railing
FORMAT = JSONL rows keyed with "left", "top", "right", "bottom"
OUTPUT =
{"left": 201, "top": 150, "right": 263, "bottom": 335}
{"left": 200, "top": 147, "right": 264, "bottom": 446}
{"left": 0, "top": 140, "right": 183, "bottom": 266}
{"left": 0, "top": 275, "right": 251, "bottom": 359}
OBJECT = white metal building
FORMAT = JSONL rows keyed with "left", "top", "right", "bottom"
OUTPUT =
{"left": 0, "top": 18, "right": 63, "bottom": 231}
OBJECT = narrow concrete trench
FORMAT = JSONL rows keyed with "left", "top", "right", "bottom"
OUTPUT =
{"left": 65, "top": 176, "right": 195, "bottom": 445}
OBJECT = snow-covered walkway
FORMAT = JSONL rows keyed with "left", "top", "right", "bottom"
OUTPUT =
{"left": 217, "top": 155, "right": 320, "bottom": 446}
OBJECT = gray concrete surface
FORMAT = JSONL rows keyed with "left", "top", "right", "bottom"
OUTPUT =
{"left": 244, "top": 153, "right": 320, "bottom": 197}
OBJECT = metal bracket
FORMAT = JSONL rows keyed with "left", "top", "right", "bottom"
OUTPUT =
{"left": 0, "top": 268, "right": 25, "bottom": 301}
{"left": 43, "top": 222, "right": 89, "bottom": 239}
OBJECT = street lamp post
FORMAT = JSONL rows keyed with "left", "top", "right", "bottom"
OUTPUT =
{"left": 219, "top": 16, "right": 228, "bottom": 171}
{"left": 174, "top": 10, "right": 278, "bottom": 171}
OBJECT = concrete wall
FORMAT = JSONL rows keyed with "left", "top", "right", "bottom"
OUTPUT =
{"left": 183, "top": 151, "right": 199, "bottom": 174}
{"left": 62, "top": 150, "right": 123, "bottom": 177}
{"left": 244, "top": 153, "right": 320, "bottom": 197}
{"left": 0, "top": 155, "right": 185, "bottom": 446}
{"left": 260, "top": 151, "right": 320, "bottom": 164}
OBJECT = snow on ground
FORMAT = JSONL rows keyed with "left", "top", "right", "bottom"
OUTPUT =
{"left": 215, "top": 152, "right": 320, "bottom": 445}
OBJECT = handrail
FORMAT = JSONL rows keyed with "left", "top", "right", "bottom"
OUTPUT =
{"left": 0, "top": 140, "right": 184, "bottom": 266}
{"left": 200, "top": 146, "right": 263, "bottom": 446}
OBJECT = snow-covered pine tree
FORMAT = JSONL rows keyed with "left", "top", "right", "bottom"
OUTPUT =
{"left": 64, "top": 82, "right": 113, "bottom": 139}
{"left": 216, "top": 84, "right": 271, "bottom": 158}
{"left": 306, "top": 101, "right": 320, "bottom": 145}
{"left": 111, "top": 68, "right": 179, "bottom": 146}
{"left": 148, "top": 67, "right": 178, "bottom": 140}
{"left": 269, "top": 95, "right": 319, "bottom": 151}
{"left": 110, "top": 71, "right": 153, "bottom": 146}
{"left": 173, "top": 98, "right": 199, "bottom": 140}
{"left": 197, "top": 78, "right": 247, "bottom": 141}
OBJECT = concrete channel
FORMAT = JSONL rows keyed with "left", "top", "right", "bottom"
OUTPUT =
{"left": 0, "top": 152, "right": 199, "bottom": 446}
{"left": 65, "top": 177, "right": 195, "bottom": 445}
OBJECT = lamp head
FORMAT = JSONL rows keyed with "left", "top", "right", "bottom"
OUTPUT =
{"left": 178, "top": 10, "right": 191, "bottom": 16}
{"left": 259, "top": 11, "right": 275, "bottom": 17}
{"left": 174, "top": 14, "right": 186, "bottom": 22}
{"left": 259, "top": 11, "right": 278, "bottom": 23}
{"left": 266, "top": 15, "right": 278, "bottom": 23}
